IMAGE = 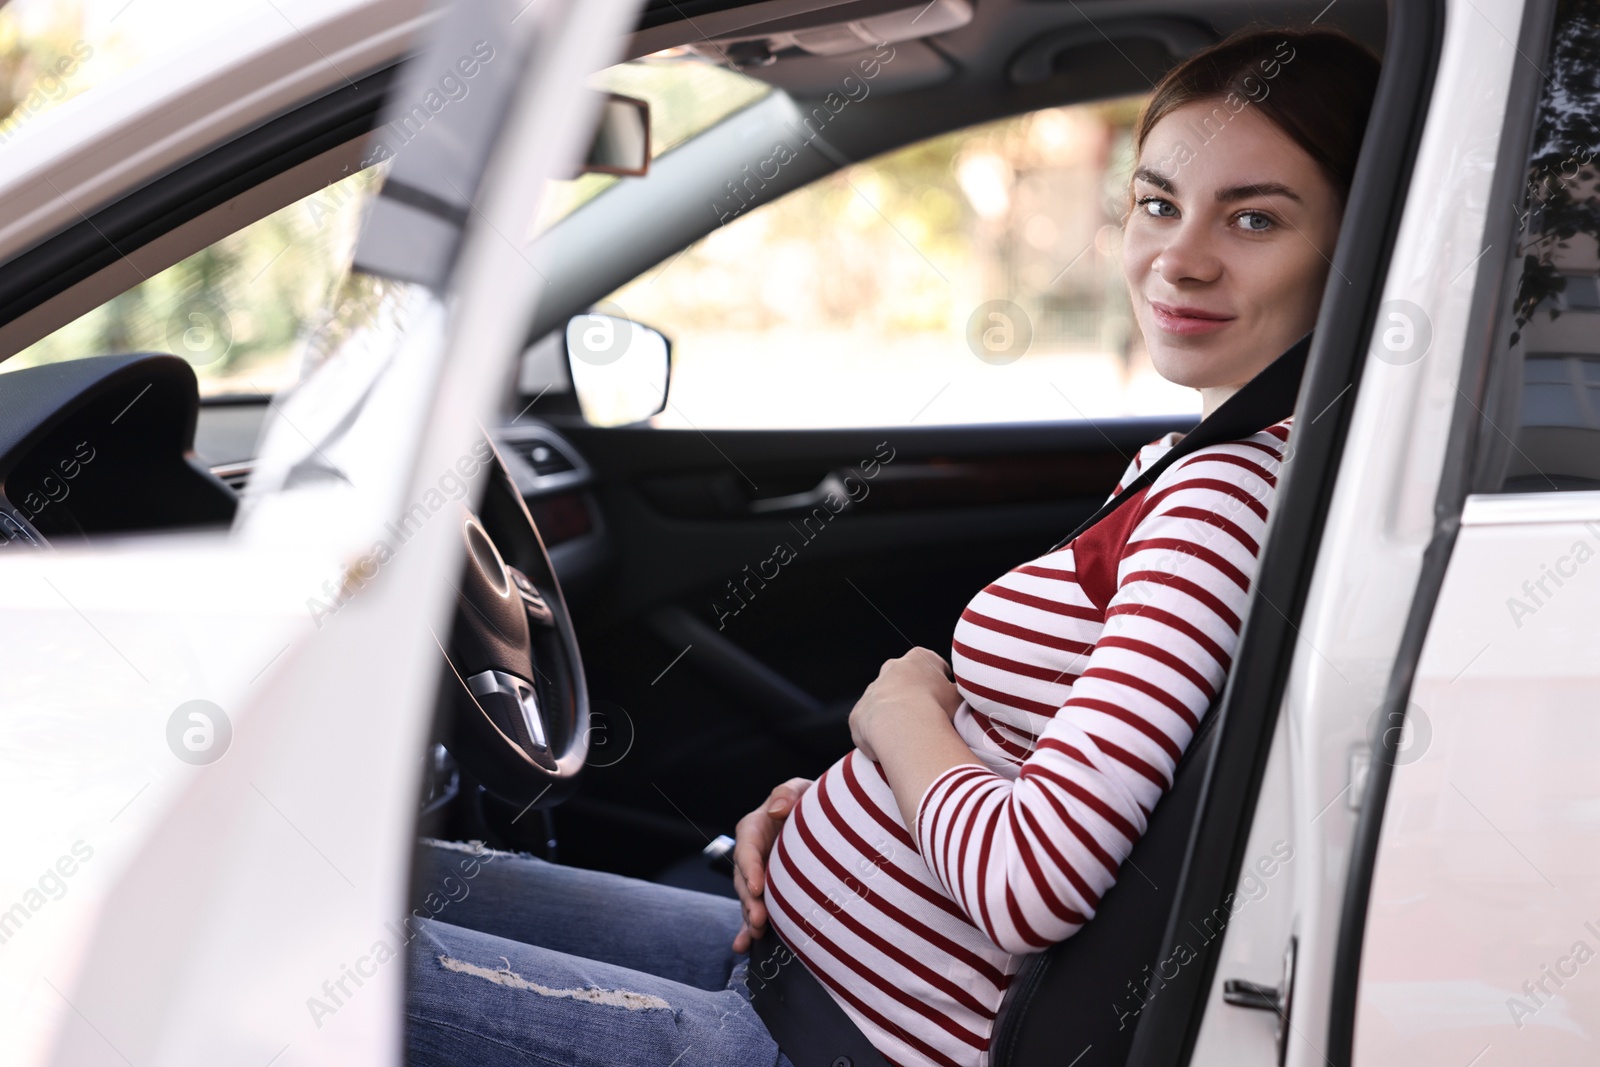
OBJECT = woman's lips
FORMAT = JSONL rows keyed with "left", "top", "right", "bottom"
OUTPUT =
{"left": 1149, "top": 301, "right": 1236, "bottom": 336}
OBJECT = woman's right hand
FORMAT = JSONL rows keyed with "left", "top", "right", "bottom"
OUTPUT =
{"left": 731, "top": 777, "right": 813, "bottom": 953}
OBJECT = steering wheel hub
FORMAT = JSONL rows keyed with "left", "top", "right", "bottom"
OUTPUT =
{"left": 442, "top": 445, "right": 589, "bottom": 809}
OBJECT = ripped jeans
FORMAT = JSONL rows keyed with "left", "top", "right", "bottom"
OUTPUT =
{"left": 405, "top": 839, "right": 794, "bottom": 1067}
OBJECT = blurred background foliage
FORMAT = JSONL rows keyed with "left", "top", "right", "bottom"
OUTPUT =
{"left": 2, "top": 167, "right": 383, "bottom": 395}
{"left": 613, "top": 95, "right": 1143, "bottom": 339}
{"left": 1511, "top": 0, "right": 1600, "bottom": 341}
{"left": 601, "top": 90, "right": 1185, "bottom": 427}
{"left": 0, "top": 4, "right": 93, "bottom": 129}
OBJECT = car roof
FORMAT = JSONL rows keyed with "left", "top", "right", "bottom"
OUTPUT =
{"left": 627, "top": 0, "right": 1386, "bottom": 87}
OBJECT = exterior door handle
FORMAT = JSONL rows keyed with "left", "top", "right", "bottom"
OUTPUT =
{"left": 1222, "top": 935, "right": 1296, "bottom": 1066}
{"left": 1222, "top": 977, "right": 1283, "bottom": 1012}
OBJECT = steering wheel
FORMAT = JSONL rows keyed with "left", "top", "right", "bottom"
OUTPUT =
{"left": 442, "top": 444, "right": 589, "bottom": 810}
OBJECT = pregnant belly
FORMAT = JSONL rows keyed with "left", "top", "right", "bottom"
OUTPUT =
{"left": 762, "top": 750, "right": 1016, "bottom": 1066}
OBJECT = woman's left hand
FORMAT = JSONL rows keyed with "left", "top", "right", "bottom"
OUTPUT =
{"left": 849, "top": 647, "right": 963, "bottom": 763}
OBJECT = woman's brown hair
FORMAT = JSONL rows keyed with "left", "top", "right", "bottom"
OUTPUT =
{"left": 1134, "top": 27, "right": 1382, "bottom": 201}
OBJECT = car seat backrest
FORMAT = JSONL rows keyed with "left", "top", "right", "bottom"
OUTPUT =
{"left": 988, "top": 704, "right": 1220, "bottom": 1067}
{"left": 990, "top": 334, "right": 1311, "bottom": 1067}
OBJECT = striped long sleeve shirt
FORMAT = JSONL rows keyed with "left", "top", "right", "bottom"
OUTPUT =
{"left": 764, "top": 418, "right": 1291, "bottom": 1067}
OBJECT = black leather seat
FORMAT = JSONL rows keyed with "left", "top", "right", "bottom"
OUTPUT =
{"left": 987, "top": 335, "right": 1311, "bottom": 1067}
{"left": 988, "top": 704, "right": 1221, "bottom": 1066}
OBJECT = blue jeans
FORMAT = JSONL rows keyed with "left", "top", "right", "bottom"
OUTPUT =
{"left": 405, "top": 839, "right": 793, "bottom": 1067}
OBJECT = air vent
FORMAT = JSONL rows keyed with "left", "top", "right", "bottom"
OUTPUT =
{"left": 509, "top": 440, "right": 575, "bottom": 478}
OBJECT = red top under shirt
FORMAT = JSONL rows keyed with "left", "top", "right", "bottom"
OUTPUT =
{"left": 764, "top": 418, "right": 1293, "bottom": 1067}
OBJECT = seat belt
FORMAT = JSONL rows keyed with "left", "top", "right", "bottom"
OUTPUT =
{"left": 746, "top": 332, "right": 1312, "bottom": 1067}
{"left": 1046, "top": 330, "right": 1311, "bottom": 553}
{"left": 748, "top": 931, "right": 892, "bottom": 1067}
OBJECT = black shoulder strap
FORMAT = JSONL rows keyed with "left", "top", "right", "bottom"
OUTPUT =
{"left": 1047, "top": 331, "right": 1312, "bottom": 553}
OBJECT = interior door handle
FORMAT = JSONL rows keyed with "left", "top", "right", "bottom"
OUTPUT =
{"left": 747, "top": 471, "right": 851, "bottom": 515}
{"left": 1222, "top": 935, "right": 1296, "bottom": 1066}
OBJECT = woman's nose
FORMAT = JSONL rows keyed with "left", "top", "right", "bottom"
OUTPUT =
{"left": 1150, "top": 222, "right": 1222, "bottom": 285}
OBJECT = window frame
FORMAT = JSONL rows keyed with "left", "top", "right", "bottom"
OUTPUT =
{"left": 0, "top": 65, "right": 398, "bottom": 356}
{"left": 1325, "top": 0, "right": 1562, "bottom": 1064}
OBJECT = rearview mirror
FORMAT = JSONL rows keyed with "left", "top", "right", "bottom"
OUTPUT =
{"left": 578, "top": 93, "right": 650, "bottom": 177}
{"left": 564, "top": 312, "right": 670, "bottom": 427}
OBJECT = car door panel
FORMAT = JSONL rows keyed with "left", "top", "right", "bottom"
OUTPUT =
{"left": 1354, "top": 496, "right": 1600, "bottom": 1066}
{"left": 543, "top": 415, "right": 1193, "bottom": 877}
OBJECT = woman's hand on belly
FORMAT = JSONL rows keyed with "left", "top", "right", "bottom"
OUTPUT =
{"left": 850, "top": 647, "right": 984, "bottom": 834}
{"left": 731, "top": 777, "right": 813, "bottom": 953}
{"left": 848, "top": 647, "right": 962, "bottom": 762}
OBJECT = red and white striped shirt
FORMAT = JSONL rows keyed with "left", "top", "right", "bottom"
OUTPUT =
{"left": 764, "top": 419, "right": 1292, "bottom": 1067}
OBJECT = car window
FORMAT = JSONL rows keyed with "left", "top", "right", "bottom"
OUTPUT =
{"left": 597, "top": 95, "right": 1199, "bottom": 429}
{"left": 533, "top": 52, "right": 771, "bottom": 233}
{"left": 0, "top": 163, "right": 385, "bottom": 397}
{"left": 1478, "top": 0, "right": 1600, "bottom": 492}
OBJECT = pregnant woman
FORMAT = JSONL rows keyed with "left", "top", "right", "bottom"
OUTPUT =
{"left": 405, "top": 25, "right": 1380, "bottom": 1067}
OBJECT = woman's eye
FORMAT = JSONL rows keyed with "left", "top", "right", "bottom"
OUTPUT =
{"left": 1236, "top": 211, "right": 1273, "bottom": 232}
{"left": 1138, "top": 196, "right": 1177, "bottom": 218}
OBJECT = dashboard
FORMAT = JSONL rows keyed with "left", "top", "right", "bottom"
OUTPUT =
{"left": 0, "top": 353, "right": 235, "bottom": 546}
{"left": 0, "top": 351, "right": 609, "bottom": 597}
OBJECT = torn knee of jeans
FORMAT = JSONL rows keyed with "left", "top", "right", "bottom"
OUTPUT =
{"left": 419, "top": 837, "right": 526, "bottom": 860}
{"left": 437, "top": 955, "right": 672, "bottom": 1011}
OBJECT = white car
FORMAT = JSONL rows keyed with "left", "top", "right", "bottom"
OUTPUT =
{"left": 0, "top": 0, "right": 1591, "bottom": 1065}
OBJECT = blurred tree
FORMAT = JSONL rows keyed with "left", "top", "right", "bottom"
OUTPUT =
{"left": 1511, "top": 0, "right": 1600, "bottom": 344}
{"left": 0, "top": 3, "right": 90, "bottom": 136}
{"left": 7, "top": 165, "right": 384, "bottom": 394}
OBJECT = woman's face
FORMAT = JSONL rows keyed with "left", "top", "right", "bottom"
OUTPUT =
{"left": 1121, "top": 99, "right": 1345, "bottom": 413}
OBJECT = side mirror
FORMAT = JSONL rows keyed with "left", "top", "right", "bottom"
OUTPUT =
{"left": 579, "top": 93, "right": 650, "bottom": 177}
{"left": 564, "top": 312, "right": 671, "bottom": 427}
